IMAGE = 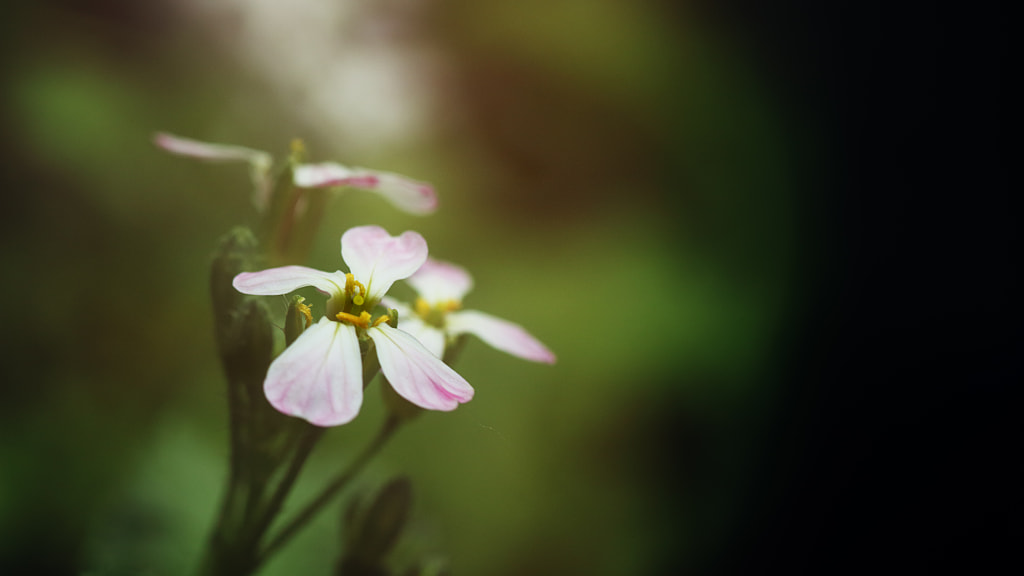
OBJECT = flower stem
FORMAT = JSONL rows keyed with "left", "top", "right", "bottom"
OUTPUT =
{"left": 253, "top": 414, "right": 401, "bottom": 569}
{"left": 245, "top": 424, "right": 325, "bottom": 548}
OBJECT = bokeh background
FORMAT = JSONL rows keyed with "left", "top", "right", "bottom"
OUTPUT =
{"left": 3, "top": 1, "right": 1010, "bottom": 575}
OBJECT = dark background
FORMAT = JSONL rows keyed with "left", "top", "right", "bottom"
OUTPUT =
{"left": 706, "top": 2, "right": 1015, "bottom": 574}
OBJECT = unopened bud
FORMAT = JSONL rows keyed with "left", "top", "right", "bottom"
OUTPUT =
{"left": 210, "top": 228, "right": 273, "bottom": 380}
{"left": 342, "top": 476, "right": 413, "bottom": 566}
{"left": 285, "top": 296, "right": 314, "bottom": 346}
{"left": 225, "top": 298, "right": 274, "bottom": 388}
{"left": 210, "top": 227, "right": 260, "bottom": 345}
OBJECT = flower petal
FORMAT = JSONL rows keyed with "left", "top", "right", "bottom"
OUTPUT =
{"left": 341, "top": 226, "right": 428, "bottom": 302}
{"left": 293, "top": 162, "right": 437, "bottom": 215}
{"left": 406, "top": 258, "right": 474, "bottom": 305}
{"left": 353, "top": 169, "right": 438, "bottom": 215}
{"left": 153, "top": 132, "right": 272, "bottom": 165}
{"left": 447, "top": 310, "right": 556, "bottom": 364}
{"left": 153, "top": 132, "right": 275, "bottom": 210}
{"left": 264, "top": 318, "right": 364, "bottom": 426}
{"left": 292, "top": 162, "right": 358, "bottom": 187}
{"left": 233, "top": 265, "right": 347, "bottom": 297}
{"left": 401, "top": 318, "right": 446, "bottom": 359}
{"left": 380, "top": 296, "right": 412, "bottom": 318}
{"left": 380, "top": 297, "right": 445, "bottom": 358}
{"left": 370, "top": 324, "right": 473, "bottom": 411}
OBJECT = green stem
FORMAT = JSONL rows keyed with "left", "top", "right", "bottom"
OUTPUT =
{"left": 214, "top": 372, "right": 245, "bottom": 535}
{"left": 245, "top": 425, "right": 325, "bottom": 549}
{"left": 253, "top": 415, "right": 401, "bottom": 569}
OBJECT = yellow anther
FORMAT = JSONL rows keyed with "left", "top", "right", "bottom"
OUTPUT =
{"left": 414, "top": 298, "right": 431, "bottom": 318}
{"left": 414, "top": 298, "right": 461, "bottom": 320}
{"left": 371, "top": 314, "right": 392, "bottom": 328}
{"left": 344, "top": 273, "right": 367, "bottom": 301}
{"left": 295, "top": 299, "right": 314, "bottom": 328}
{"left": 335, "top": 310, "right": 373, "bottom": 328}
{"left": 290, "top": 138, "right": 306, "bottom": 156}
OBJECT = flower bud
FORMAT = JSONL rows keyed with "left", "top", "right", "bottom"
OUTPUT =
{"left": 284, "top": 295, "right": 313, "bottom": 346}
{"left": 225, "top": 298, "right": 274, "bottom": 390}
{"left": 210, "top": 227, "right": 261, "bottom": 346}
{"left": 340, "top": 476, "right": 413, "bottom": 571}
{"left": 210, "top": 228, "right": 273, "bottom": 384}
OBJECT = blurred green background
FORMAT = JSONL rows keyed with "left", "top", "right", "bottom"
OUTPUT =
{"left": 1, "top": 1, "right": 805, "bottom": 574}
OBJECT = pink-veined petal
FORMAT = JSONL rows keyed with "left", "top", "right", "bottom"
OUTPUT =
{"left": 341, "top": 226, "right": 427, "bottom": 301}
{"left": 264, "top": 318, "right": 364, "bottom": 427}
{"left": 400, "top": 317, "right": 446, "bottom": 359}
{"left": 370, "top": 324, "right": 473, "bottom": 411}
{"left": 293, "top": 163, "right": 437, "bottom": 215}
{"left": 406, "top": 258, "right": 474, "bottom": 305}
{"left": 351, "top": 169, "right": 438, "bottom": 215}
{"left": 447, "top": 310, "right": 556, "bottom": 364}
{"left": 233, "top": 265, "right": 347, "bottom": 298}
{"left": 153, "top": 132, "right": 271, "bottom": 165}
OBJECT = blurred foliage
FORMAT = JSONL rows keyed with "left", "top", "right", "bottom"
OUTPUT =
{"left": 1, "top": 1, "right": 800, "bottom": 574}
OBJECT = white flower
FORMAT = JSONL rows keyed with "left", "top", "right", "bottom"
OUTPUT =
{"left": 385, "top": 258, "right": 555, "bottom": 364}
{"left": 153, "top": 132, "right": 437, "bottom": 214}
{"left": 233, "top": 226, "right": 472, "bottom": 426}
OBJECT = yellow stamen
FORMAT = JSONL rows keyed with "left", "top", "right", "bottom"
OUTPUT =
{"left": 371, "top": 314, "right": 391, "bottom": 328}
{"left": 336, "top": 310, "right": 373, "bottom": 328}
{"left": 414, "top": 297, "right": 461, "bottom": 321}
{"left": 344, "top": 273, "right": 367, "bottom": 304}
{"left": 414, "top": 298, "right": 431, "bottom": 318}
{"left": 295, "top": 299, "right": 313, "bottom": 328}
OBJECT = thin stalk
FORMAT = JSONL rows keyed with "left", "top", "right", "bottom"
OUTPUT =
{"left": 254, "top": 415, "right": 401, "bottom": 569}
{"left": 244, "top": 424, "right": 325, "bottom": 550}
{"left": 206, "top": 367, "right": 252, "bottom": 555}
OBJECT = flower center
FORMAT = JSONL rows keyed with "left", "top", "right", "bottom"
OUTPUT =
{"left": 329, "top": 273, "right": 391, "bottom": 330}
{"left": 414, "top": 297, "right": 461, "bottom": 328}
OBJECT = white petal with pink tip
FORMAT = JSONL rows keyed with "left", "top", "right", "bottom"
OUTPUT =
{"left": 233, "top": 265, "right": 348, "bottom": 297}
{"left": 293, "top": 162, "right": 437, "bottom": 215}
{"left": 447, "top": 310, "right": 556, "bottom": 364}
{"left": 371, "top": 324, "right": 474, "bottom": 411}
{"left": 341, "top": 226, "right": 427, "bottom": 301}
{"left": 264, "top": 318, "right": 364, "bottom": 427}
{"left": 355, "top": 169, "right": 437, "bottom": 215}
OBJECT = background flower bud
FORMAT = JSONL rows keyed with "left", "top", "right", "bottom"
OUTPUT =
{"left": 337, "top": 476, "right": 414, "bottom": 575}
